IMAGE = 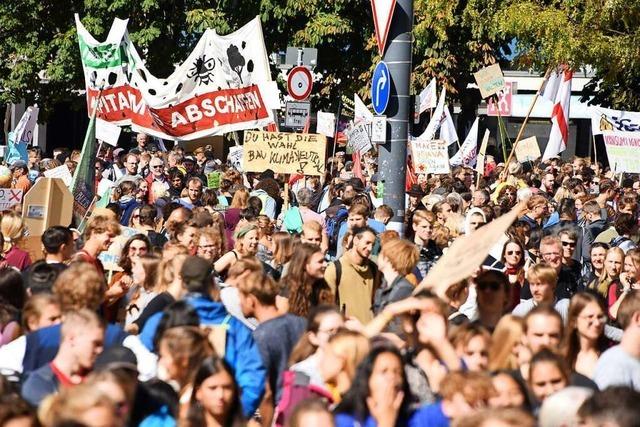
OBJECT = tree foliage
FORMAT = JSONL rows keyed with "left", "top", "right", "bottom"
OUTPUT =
{"left": 1, "top": 0, "right": 638, "bottom": 122}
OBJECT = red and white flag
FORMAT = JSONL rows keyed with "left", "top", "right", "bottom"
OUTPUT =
{"left": 542, "top": 69, "right": 573, "bottom": 160}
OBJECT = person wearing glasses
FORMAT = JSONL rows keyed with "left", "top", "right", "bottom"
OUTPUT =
{"left": 144, "top": 157, "right": 169, "bottom": 204}
{"left": 116, "top": 153, "right": 142, "bottom": 185}
{"left": 559, "top": 229, "right": 582, "bottom": 285}
{"left": 563, "top": 292, "right": 609, "bottom": 379}
{"left": 501, "top": 239, "right": 527, "bottom": 311}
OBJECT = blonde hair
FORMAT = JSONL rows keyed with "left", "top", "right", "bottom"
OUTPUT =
{"left": 53, "top": 263, "right": 105, "bottom": 312}
{"left": 1, "top": 211, "right": 25, "bottom": 251}
{"left": 60, "top": 309, "right": 104, "bottom": 340}
{"left": 488, "top": 315, "right": 524, "bottom": 371}
{"left": 590, "top": 247, "right": 625, "bottom": 297}
{"left": 230, "top": 188, "right": 249, "bottom": 209}
{"left": 439, "top": 371, "right": 496, "bottom": 404}
{"left": 22, "top": 293, "right": 60, "bottom": 332}
{"left": 155, "top": 254, "right": 188, "bottom": 293}
{"left": 84, "top": 215, "right": 121, "bottom": 239}
{"left": 380, "top": 238, "right": 419, "bottom": 276}
{"left": 38, "top": 381, "right": 117, "bottom": 426}
{"left": 326, "top": 329, "right": 370, "bottom": 384}
{"left": 527, "top": 262, "right": 558, "bottom": 285}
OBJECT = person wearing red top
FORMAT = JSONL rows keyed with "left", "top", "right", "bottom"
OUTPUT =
{"left": 20, "top": 309, "right": 105, "bottom": 406}
{"left": 72, "top": 215, "right": 121, "bottom": 280}
{"left": 1, "top": 211, "right": 32, "bottom": 271}
{"left": 501, "top": 239, "right": 526, "bottom": 311}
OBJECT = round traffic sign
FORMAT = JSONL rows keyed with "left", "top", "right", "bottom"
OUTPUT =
{"left": 287, "top": 66, "right": 313, "bottom": 101}
{"left": 371, "top": 61, "right": 391, "bottom": 115}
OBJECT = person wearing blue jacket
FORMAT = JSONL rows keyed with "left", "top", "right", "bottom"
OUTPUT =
{"left": 139, "top": 256, "right": 266, "bottom": 418}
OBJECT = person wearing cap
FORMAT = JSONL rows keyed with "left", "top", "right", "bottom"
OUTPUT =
{"left": 10, "top": 160, "right": 32, "bottom": 193}
{"left": 139, "top": 256, "right": 266, "bottom": 417}
{"left": 145, "top": 157, "right": 169, "bottom": 204}
{"left": 182, "top": 155, "right": 207, "bottom": 185}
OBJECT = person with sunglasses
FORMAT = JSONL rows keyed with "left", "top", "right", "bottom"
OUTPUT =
{"left": 501, "top": 239, "right": 527, "bottom": 311}
{"left": 144, "top": 156, "right": 169, "bottom": 204}
{"left": 474, "top": 270, "right": 511, "bottom": 333}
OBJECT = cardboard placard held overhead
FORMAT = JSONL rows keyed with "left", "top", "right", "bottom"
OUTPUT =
{"left": 410, "top": 139, "right": 450, "bottom": 174}
{"left": 474, "top": 63, "right": 506, "bottom": 99}
{"left": 414, "top": 201, "right": 523, "bottom": 299}
{"left": 96, "top": 119, "right": 122, "bottom": 146}
{"left": 0, "top": 189, "right": 23, "bottom": 211}
{"left": 346, "top": 123, "right": 373, "bottom": 155}
{"left": 514, "top": 136, "right": 541, "bottom": 163}
{"left": 316, "top": 112, "right": 336, "bottom": 138}
{"left": 43, "top": 165, "right": 73, "bottom": 186}
{"left": 22, "top": 178, "right": 73, "bottom": 237}
{"left": 243, "top": 131, "right": 326, "bottom": 176}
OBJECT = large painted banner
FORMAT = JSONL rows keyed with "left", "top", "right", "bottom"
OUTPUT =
{"left": 75, "top": 15, "right": 274, "bottom": 141}
{"left": 591, "top": 106, "right": 640, "bottom": 173}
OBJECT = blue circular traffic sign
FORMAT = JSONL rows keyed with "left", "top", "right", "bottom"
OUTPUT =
{"left": 371, "top": 61, "right": 391, "bottom": 115}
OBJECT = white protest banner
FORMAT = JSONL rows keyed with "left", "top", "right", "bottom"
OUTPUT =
{"left": 410, "top": 139, "right": 450, "bottom": 174}
{"left": 243, "top": 131, "right": 326, "bottom": 175}
{"left": 76, "top": 15, "right": 274, "bottom": 141}
{"left": 417, "top": 87, "right": 446, "bottom": 142}
{"left": 440, "top": 107, "right": 459, "bottom": 146}
{"left": 316, "top": 111, "right": 336, "bottom": 137}
{"left": 96, "top": 118, "right": 122, "bottom": 146}
{"left": 228, "top": 146, "right": 244, "bottom": 171}
{"left": 475, "top": 129, "right": 490, "bottom": 175}
{"left": 591, "top": 106, "right": 640, "bottom": 135}
{"left": 473, "top": 63, "right": 506, "bottom": 99}
{"left": 419, "top": 78, "right": 437, "bottom": 113}
{"left": 43, "top": 165, "right": 74, "bottom": 187}
{"left": 0, "top": 189, "right": 23, "bottom": 211}
{"left": 602, "top": 131, "right": 640, "bottom": 173}
{"left": 514, "top": 136, "right": 541, "bottom": 163}
{"left": 346, "top": 123, "right": 373, "bottom": 155}
{"left": 450, "top": 117, "right": 478, "bottom": 167}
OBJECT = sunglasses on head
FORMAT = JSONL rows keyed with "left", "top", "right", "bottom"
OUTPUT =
{"left": 477, "top": 282, "right": 501, "bottom": 291}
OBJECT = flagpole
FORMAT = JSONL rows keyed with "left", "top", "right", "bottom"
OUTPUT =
{"left": 592, "top": 132, "right": 598, "bottom": 166}
{"left": 504, "top": 69, "right": 552, "bottom": 171}
{"left": 494, "top": 94, "right": 508, "bottom": 163}
{"left": 330, "top": 92, "right": 342, "bottom": 177}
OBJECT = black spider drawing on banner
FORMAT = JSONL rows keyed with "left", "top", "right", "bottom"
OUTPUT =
{"left": 187, "top": 55, "right": 216, "bottom": 85}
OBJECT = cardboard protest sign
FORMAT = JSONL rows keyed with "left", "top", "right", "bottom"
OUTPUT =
{"left": 514, "top": 136, "right": 541, "bottom": 163}
{"left": 243, "top": 131, "right": 326, "bottom": 176}
{"left": 43, "top": 165, "right": 73, "bottom": 187}
{"left": 316, "top": 112, "right": 336, "bottom": 137}
{"left": 228, "top": 146, "right": 243, "bottom": 171}
{"left": 410, "top": 139, "right": 450, "bottom": 174}
{"left": 207, "top": 172, "right": 222, "bottom": 189}
{"left": 414, "top": 202, "right": 523, "bottom": 298}
{"left": 21, "top": 178, "right": 73, "bottom": 237}
{"left": 0, "top": 189, "right": 23, "bottom": 211}
{"left": 76, "top": 15, "right": 274, "bottom": 141}
{"left": 96, "top": 118, "right": 122, "bottom": 146}
{"left": 346, "top": 123, "right": 373, "bottom": 155}
{"left": 474, "top": 64, "right": 506, "bottom": 99}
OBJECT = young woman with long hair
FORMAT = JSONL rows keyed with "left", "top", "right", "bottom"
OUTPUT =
{"left": 280, "top": 243, "right": 333, "bottom": 318}
{"left": 269, "top": 232, "right": 294, "bottom": 276}
{"left": 173, "top": 221, "right": 199, "bottom": 255}
{"left": 527, "top": 349, "right": 570, "bottom": 406}
{"left": 1, "top": 212, "right": 31, "bottom": 271}
{"left": 334, "top": 345, "right": 414, "bottom": 426}
{"left": 125, "top": 254, "right": 161, "bottom": 326}
{"left": 214, "top": 224, "right": 259, "bottom": 279}
{"left": 113, "top": 180, "right": 141, "bottom": 226}
{"left": 563, "top": 292, "right": 608, "bottom": 379}
{"left": 488, "top": 314, "right": 526, "bottom": 372}
{"left": 500, "top": 239, "right": 527, "bottom": 309}
{"left": 181, "top": 356, "right": 244, "bottom": 427}
{"left": 609, "top": 248, "right": 640, "bottom": 320}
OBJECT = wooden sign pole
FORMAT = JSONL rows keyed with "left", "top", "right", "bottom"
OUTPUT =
{"left": 504, "top": 69, "right": 551, "bottom": 172}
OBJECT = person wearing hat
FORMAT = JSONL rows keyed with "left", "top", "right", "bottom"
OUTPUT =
{"left": 138, "top": 256, "right": 266, "bottom": 417}
{"left": 10, "top": 159, "right": 32, "bottom": 192}
{"left": 145, "top": 156, "right": 169, "bottom": 204}
{"left": 182, "top": 155, "right": 207, "bottom": 185}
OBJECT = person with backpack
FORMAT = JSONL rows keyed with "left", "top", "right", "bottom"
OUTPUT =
{"left": 324, "top": 226, "right": 380, "bottom": 323}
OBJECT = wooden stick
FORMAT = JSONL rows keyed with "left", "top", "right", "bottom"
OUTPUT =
{"left": 504, "top": 69, "right": 552, "bottom": 171}
{"left": 592, "top": 132, "right": 598, "bottom": 166}
{"left": 330, "top": 94, "right": 343, "bottom": 176}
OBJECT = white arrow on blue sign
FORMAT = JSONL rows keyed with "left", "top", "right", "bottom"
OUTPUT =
{"left": 371, "top": 61, "right": 391, "bottom": 115}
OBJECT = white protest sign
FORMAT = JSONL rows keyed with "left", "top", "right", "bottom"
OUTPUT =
{"left": 602, "top": 131, "right": 640, "bottom": 173}
{"left": 316, "top": 112, "right": 336, "bottom": 137}
{"left": 0, "top": 189, "right": 23, "bottom": 211}
{"left": 97, "top": 177, "right": 116, "bottom": 197}
{"left": 346, "top": 123, "right": 373, "bottom": 155}
{"left": 514, "top": 136, "right": 541, "bottom": 163}
{"left": 473, "top": 63, "right": 506, "bottom": 99}
{"left": 43, "top": 165, "right": 74, "bottom": 187}
{"left": 96, "top": 118, "right": 122, "bottom": 146}
{"left": 591, "top": 106, "right": 640, "bottom": 135}
{"left": 228, "top": 146, "right": 244, "bottom": 171}
{"left": 410, "top": 139, "right": 450, "bottom": 174}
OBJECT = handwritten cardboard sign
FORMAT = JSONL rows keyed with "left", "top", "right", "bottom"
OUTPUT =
{"left": 0, "top": 188, "right": 23, "bottom": 211}
{"left": 603, "top": 131, "right": 640, "bottom": 173}
{"left": 410, "top": 139, "right": 450, "bottom": 174}
{"left": 414, "top": 201, "right": 523, "bottom": 298}
{"left": 474, "top": 64, "right": 506, "bottom": 99}
{"left": 243, "top": 131, "right": 326, "bottom": 176}
{"left": 514, "top": 136, "right": 541, "bottom": 163}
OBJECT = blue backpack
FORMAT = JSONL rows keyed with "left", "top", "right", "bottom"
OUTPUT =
{"left": 326, "top": 206, "right": 348, "bottom": 251}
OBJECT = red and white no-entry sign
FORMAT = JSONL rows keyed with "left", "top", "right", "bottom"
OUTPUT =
{"left": 287, "top": 66, "right": 313, "bottom": 101}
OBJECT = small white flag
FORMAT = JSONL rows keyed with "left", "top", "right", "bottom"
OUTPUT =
{"left": 417, "top": 87, "right": 446, "bottom": 141}
{"left": 419, "top": 78, "right": 437, "bottom": 113}
{"left": 354, "top": 94, "right": 374, "bottom": 125}
{"left": 316, "top": 111, "right": 336, "bottom": 137}
{"left": 440, "top": 107, "right": 459, "bottom": 146}
{"left": 450, "top": 117, "right": 479, "bottom": 167}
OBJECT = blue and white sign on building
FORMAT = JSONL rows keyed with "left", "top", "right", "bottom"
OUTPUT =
{"left": 371, "top": 61, "right": 391, "bottom": 115}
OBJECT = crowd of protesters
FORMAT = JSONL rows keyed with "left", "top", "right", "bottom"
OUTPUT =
{"left": 0, "top": 132, "right": 638, "bottom": 427}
